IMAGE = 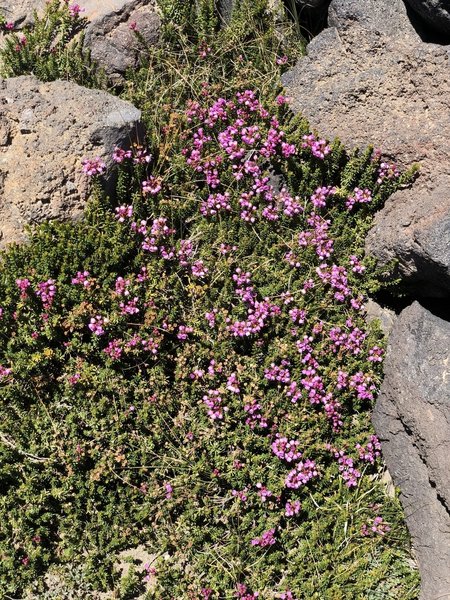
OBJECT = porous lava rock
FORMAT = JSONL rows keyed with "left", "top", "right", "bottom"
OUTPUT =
{"left": 0, "top": 75, "right": 142, "bottom": 245}
{"left": 282, "top": 0, "right": 450, "bottom": 296}
{"left": 0, "top": 0, "right": 161, "bottom": 81}
{"left": 81, "top": 0, "right": 160, "bottom": 82}
{"left": 373, "top": 301, "right": 450, "bottom": 600}
{"left": 404, "top": 0, "right": 450, "bottom": 35}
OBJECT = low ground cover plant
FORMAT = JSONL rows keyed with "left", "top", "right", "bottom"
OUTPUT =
{"left": 0, "top": 0, "right": 419, "bottom": 598}
{"left": 0, "top": 0, "right": 103, "bottom": 86}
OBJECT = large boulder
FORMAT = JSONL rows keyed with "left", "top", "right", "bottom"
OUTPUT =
{"left": 404, "top": 0, "right": 450, "bottom": 34}
{"left": 282, "top": 0, "right": 450, "bottom": 296}
{"left": 373, "top": 302, "right": 450, "bottom": 600}
{"left": 0, "top": 0, "right": 161, "bottom": 81}
{"left": 0, "top": 75, "right": 142, "bottom": 245}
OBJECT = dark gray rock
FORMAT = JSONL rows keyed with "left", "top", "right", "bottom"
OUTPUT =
{"left": 0, "top": 75, "right": 142, "bottom": 245}
{"left": 373, "top": 301, "right": 450, "bottom": 600}
{"left": 404, "top": 0, "right": 450, "bottom": 34}
{"left": 366, "top": 173, "right": 450, "bottom": 296}
{"left": 218, "top": 0, "right": 234, "bottom": 23}
{"left": 282, "top": 0, "right": 450, "bottom": 295}
{"left": 364, "top": 299, "right": 396, "bottom": 336}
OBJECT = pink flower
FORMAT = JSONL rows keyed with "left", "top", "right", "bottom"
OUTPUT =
{"left": 112, "top": 147, "right": 132, "bottom": 163}
{"left": 177, "top": 325, "right": 193, "bottom": 340}
{"left": 88, "top": 315, "right": 107, "bottom": 336}
{"left": 82, "top": 157, "right": 106, "bottom": 176}
{"left": 251, "top": 528, "right": 276, "bottom": 547}
{"left": 142, "top": 176, "right": 162, "bottom": 195}
{"left": 164, "top": 483, "right": 173, "bottom": 499}
{"left": 361, "top": 516, "right": 390, "bottom": 536}
{"left": 0, "top": 365, "right": 12, "bottom": 379}
{"left": 68, "top": 3, "right": 84, "bottom": 17}
{"left": 285, "top": 500, "right": 301, "bottom": 517}
{"left": 203, "top": 389, "right": 228, "bottom": 421}
{"left": 302, "top": 134, "right": 331, "bottom": 159}
{"left": 71, "top": 270, "right": 92, "bottom": 288}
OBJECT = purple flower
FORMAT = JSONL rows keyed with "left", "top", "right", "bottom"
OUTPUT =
{"left": 271, "top": 435, "right": 302, "bottom": 463}
{"left": 68, "top": 3, "right": 84, "bottom": 17}
{"left": 285, "top": 500, "right": 301, "bottom": 517}
{"left": 142, "top": 176, "right": 162, "bottom": 195}
{"left": 88, "top": 315, "right": 107, "bottom": 336}
{"left": 302, "top": 134, "right": 331, "bottom": 159}
{"left": 203, "top": 389, "right": 228, "bottom": 421}
{"left": 251, "top": 528, "right": 276, "bottom": 547}
{"left": 82, "top": 157, "right": 106, "bottom": 176}
{"left": 285, "top": 460, "right": 318, "bottom": 489}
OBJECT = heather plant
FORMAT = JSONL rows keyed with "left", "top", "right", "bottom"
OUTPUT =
{"left": 0, "top": 0, "right": 103, "bottom": 87}
{"left": 0, "top": 93, "right": 418, "bottom": 597}
{"left": 0, "top": 0, "right": 419, "bottom": 598}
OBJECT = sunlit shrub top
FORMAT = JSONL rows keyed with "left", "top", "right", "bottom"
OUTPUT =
{"left": 0, "top": 84, "right": 418, "bottom": 597}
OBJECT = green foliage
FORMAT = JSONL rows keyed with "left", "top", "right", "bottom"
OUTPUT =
{"left": 0, "top": 0, "right": 104, "bottom": 87}
{"left": 123, "top": 0, "right": 302, "bottom": 171}
{"left": 0, "top": 136, "right": 419, "bottom": 600}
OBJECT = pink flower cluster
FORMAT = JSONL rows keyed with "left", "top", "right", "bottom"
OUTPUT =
{"left": 0, "top": 365, "right": 12, "bottom": 378}
{"left": 251, "top": 528, "right": 276, "bottom": 547}
{"left": 68, "top": 3, "right": 84, "bottom": 17}
{"left": 327, "top": 445, "right": 361, "bottom": 488}
{"left": 82, "top": 157, "right": 106, "bottom": 176}
{"left": 71, "top": 270, "right": 93, "bottom": 289}
{"left": 356, "top": 435, "right": 381, "bottom": 464}
{"left": 88, "top": 315, "right": 107, "bottom": 336}
{"left": 361, "top": 516, "right": 390, "bottom": 536}
{"left": 285, "top": 460, "right": 318, "bottom": 489}
{"left": 271, "top": 435, "right": 302, "bottom": 463}
{"left": 35, "top": 279, "right": 56, "bottom": 310}
{"left": 346, "top": 187, "right": 372, "bottom": 211}
{"left": 203, "top": 389, "right": 228, "bottom": 421}
{"left": 235, "top": 584, "right": 259, "bottom": 599}
{"left": 285, "top": 500, "right": 301, "bottom": 517}
{"left": 377, "top": 161, "right": 399, "bottom": 184}
{"left": 183, "top": 90, "right": 303, "bottom": 223}
{"left": 302, "top": 134, "right": 331, "bottom": 159}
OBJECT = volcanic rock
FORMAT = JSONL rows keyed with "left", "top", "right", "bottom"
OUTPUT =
{"left": 0, "top": 75, "right": 142, "bottom": 245}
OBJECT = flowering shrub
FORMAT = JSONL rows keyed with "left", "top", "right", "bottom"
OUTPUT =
{"left": 0, "top": 0, "right": 102, "bottom": 86}
{"left": 0, "top": 87, "right": 418, "bottom": 597}
{"left": 0, "top": 0, "right": 419, "bottom": 597}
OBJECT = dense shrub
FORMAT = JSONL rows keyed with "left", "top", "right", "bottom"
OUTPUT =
{"left": 0, "top": 90, "right": 418, "bottom": 597}
{"left": 0, "top": 0, "right": 103, "bottom": 87}
{"left": 0, "top": 0, "right": 419, "bottom": 597}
